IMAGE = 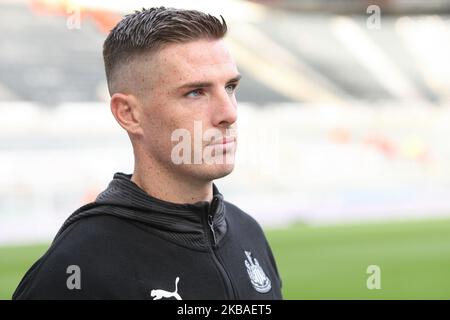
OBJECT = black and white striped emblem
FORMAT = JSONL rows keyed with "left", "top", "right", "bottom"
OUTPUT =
{"left": 244, "top": 251, "right": 272, "bottom": 293}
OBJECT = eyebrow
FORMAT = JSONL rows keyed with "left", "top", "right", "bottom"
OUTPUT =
{"left": 177, "top": 74, "right": 242, "bottom": 91}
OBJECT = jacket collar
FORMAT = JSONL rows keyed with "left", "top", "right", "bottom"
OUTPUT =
{"left": 57, "top": 172, "right": 227, "bottom": 250}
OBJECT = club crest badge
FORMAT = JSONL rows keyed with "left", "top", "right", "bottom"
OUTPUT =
{"left": 244, "top": 251, "right": 272, "bottom": 293}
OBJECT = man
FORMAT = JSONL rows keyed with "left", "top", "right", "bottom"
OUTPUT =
{"left": 13, "top": 7, "right": 282, "bottom": 300}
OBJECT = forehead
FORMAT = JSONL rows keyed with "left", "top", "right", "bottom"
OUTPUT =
{"left": 151, "top": 39, "right": 238, "bottom": 83}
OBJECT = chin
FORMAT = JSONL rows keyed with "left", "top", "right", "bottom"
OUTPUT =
{"left": 183, "top": 163, "right": 235, "bottom": 182}
{"left": 210, "top": 163, "right": 235, "bottom": 179}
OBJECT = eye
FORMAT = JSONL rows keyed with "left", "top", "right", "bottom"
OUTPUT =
{"left": 225, "top": 83, "right": 237, "bottom": 94}
{"left": 186, "top": 89, "right": 204, "bottom": 98}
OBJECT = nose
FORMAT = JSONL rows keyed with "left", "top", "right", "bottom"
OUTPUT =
{"left": 211, "top": 88, "right": 238, "bottom": 128}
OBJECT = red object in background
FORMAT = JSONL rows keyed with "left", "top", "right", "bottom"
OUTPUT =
{"left": 85, "top": 10, "right": 121, "bottom": 34}
{"left": 29, "top": 0, "right": 68, "bottom": 16}
{"left": 329, "top": 127, "right": 352, "bottom": 144}
{"left": 363, "top": 134, "right": 397, "bottom": 159}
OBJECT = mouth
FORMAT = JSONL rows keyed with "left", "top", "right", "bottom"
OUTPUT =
{"left": 209, "top": 136, "right": 236, "bottom": 146}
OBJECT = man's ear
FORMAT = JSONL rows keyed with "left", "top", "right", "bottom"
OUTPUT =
{"left": 110, "top": 93, "right": 143, "bottom": 136}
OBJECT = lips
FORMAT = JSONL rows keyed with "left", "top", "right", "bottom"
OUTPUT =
{"left": 209, "top": 136, "right": 236, "bottom": 146}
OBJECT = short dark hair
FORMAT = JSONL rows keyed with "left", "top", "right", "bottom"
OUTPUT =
{"left": 103, "top": 7, "right": 228, "bottom": 95}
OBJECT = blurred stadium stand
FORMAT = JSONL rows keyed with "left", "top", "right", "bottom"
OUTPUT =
{"left": 2, "top": 0, "right": 450, "bottom": 104}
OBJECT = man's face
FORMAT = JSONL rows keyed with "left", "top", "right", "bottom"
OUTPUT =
{"left": 136, "top": 39, "right": 240, "bottom": 183}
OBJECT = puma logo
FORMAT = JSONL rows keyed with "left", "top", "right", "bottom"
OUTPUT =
{"left": 150, "top": 276, "right": 182, "bottom": 300}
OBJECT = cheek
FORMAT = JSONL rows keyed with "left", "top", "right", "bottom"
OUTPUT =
{"left": 145, "top": 110, "right": 191, "bottom": 157}
{"left": 139, "top": 106, "right": 170, "bottom": 147}
{"left": 141, "top": 96, "right": 208, "bottom": 153}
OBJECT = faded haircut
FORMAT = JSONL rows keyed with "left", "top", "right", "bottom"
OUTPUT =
{"left": 103, "top": 7, "right": 228, "bottom": 96}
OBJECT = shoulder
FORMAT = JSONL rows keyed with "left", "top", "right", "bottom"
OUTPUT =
{"left": 13, "top": 215, "right": 137, "bottom": 299}
{"left": 224, "top": 201, "right": 257, "bottom": 222}
{"left": 224, "top": 201, "right": 266, "bottom": 238}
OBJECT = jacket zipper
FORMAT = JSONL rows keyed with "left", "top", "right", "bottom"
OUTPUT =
{"left": 204, "top": 204, "right": 237, "bottom": 299}
{"left": 207, "top": 214, "right": 217, "bottom": 245}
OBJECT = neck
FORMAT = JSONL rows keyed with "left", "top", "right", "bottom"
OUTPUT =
{"left": 131, "top": 157, "right": 213, "bottom": 205}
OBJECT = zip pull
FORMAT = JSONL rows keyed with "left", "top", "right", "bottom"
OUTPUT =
{"left": 207, "top": 214, "right": 217, "bottom": 246}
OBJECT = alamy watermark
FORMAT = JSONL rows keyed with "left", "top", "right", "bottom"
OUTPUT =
{"left": 367, "top": 5, "right": 381, "bottom": 30}
{"left": 170, "top": 120, "right": 280, "bottom": 175}
{"left": 366, "top": 264, "right": 381, "bottom": 290}
{"left": 66, "top": 5, "right": 81, "bottom": 30}
{"left": 66, "top": 265, "right": 81, "bottom": 290}
{"left": 171, "top": 121, "right": 237, "bottom": 165}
